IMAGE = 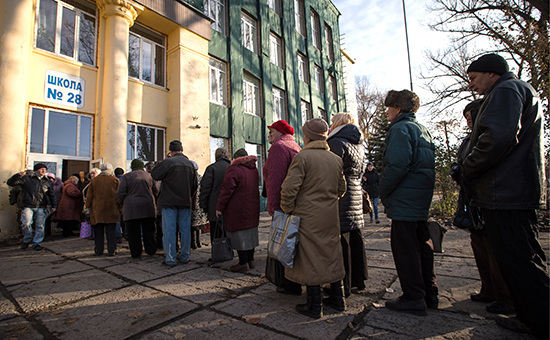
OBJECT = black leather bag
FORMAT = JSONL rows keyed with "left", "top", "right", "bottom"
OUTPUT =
{"left": 265, "top": 256, "right": 286, "bottom": 287}
{"left": 211, "top": 221, "right": 233, "bottom": 263}
{"left": 453, "top": 190, "right": 481, "bottom": 230}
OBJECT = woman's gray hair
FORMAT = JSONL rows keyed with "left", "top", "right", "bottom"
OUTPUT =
{"left": 99, "top": 163, "right": 114, "bottom": 175}
{"left": 89, "top": 168, "right": 101, "bottom": 176}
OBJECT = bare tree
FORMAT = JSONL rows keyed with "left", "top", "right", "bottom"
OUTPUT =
{"left": 356, "top": 76, "right": 385, "bottom": 140}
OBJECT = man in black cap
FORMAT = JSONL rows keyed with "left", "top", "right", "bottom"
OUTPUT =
{"left": 463, "top": 53, "right": 548, "bottom": 339}
{"left": 151, "top": 140, "right": 198, "bottom": 267}
{"left": 7, "top": 164, "right": 57, "bottom": 250}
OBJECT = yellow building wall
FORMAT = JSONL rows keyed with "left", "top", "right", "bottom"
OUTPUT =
{"left": 127, "top": 80, "right": 169, "bottom": 128}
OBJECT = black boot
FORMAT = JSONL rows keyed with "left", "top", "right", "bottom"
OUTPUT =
{"left": 323, "top": 281, "right": 346, "bottom": 312}
{"left": 296, "top": 285, "right": 322, "bottom": 319}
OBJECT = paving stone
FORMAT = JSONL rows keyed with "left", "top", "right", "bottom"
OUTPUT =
{"left": 8, "top": 269, "right": 128, "bottom": 313}
{"left": 107, "top": 258, "right": 202, "bottom": 283}
{"left": 0, "top": 316, "right": 43, "bottom": 340}
{"left": 36, "top": 285, "right": 197, "bottom": 340}
{"left": 0, "top": 294, "right": 17, "bottom": 321}
{"left": 142, "top": 309, "right": 292, "bottom": 340}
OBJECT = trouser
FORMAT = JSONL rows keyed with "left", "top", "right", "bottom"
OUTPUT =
{"left": 470, "top": 231, "right": 513, "bottom": 308}
{"left": 20, "top": 207, "right": 46, "bottom": 246}
{"left": 369, "top": 197, "right": 379, "bottom": 220}
{"left": 390, "top": 220, "right": 438, "bottom": 300}
{"left": 191, "top": 228, "right": 201, "bottom": 248}
{"left": 341, "top": 229, "right": 368, "bottom": 291}
{"left": 237, "top": 248, "right": 255, "bottom": 265}
{"left": 156, "top": 215, "right": 163, "bottom": 248}
{"left": 93, "top": 223, "right": 116, "bottom": 256}
{"left": 482, "top": 209, "right": 549, "bottom": 340}
{"left": 162, "top": 208, "right": 191, "bottom": 265}
{"left": 59, "top": 220, "right": 79, "bottom": 237}
{"left": 126, "top": 218, "right": 157, "bottom": 258}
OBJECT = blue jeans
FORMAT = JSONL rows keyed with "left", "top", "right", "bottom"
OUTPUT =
{"left": 369, "top": 198, "right": 379, "bottom": 220}
{"left": 162, "top": 208, "right": 191, "bottom": 265}
{"left": 20, "top": 207, "right": 46, "bottom": 246}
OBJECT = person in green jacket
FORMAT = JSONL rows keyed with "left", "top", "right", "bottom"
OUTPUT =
{"left": 380, "top": 89, "right": 437, "bottom": 316}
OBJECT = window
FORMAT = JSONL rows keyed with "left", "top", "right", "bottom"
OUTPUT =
{"left": 297, "top": 53, "right": 308, "bottom": 83}
{"left": 268, "top": 0, "right": 282, "bottom": 16}
{"left": 29, "top": 106, "right": 92, "bottom": 157}
{"left": 294, "top": 0, "right": 305, "bottom": 36}
{"left": 243, "top": 73, "right": 261, "bottom": 116}
{"left": 209, "top": 57, "right": 227, "bottom": 106}
{"left": 127, "top": 123, "right": 165, "bottom": 163}
{"left": 204, "top": 0, "right": 225, "bottom": 34}
{"left": 300, "top": 100, "right": 311, "bottom": 125}
{"left": 324, "top": 24, "right": 334, "bottom": 61}
{"left": 269, "top": 33, "right": 283, "bottom": 68}
{"left": 210, "top": 136, "right": 230, "bottom": 163}
{"left": 35, "top": 0, "right": 97, "bottom": 65}
{"left": 273, "top": 87, "right": 286, "bottom": 121}
{"left": 128, "top": 24, "right": 166, "bottom": 87}
{"left": 245, "top": 143, "right": 263, "bottom": 186}
{"left": 314, "top": 65, "right": 324, "bottom": 93}
{"left": 317, "top": 107, "right": 326, "bottom": 120}
{"left": 241, "top": 13, "right": 258, "bottom": 53}
{"left": 329, "top": 75, "right": 337, "bottom": 100}
{"left": 310, "top": 9, "right": 321, "bottom": 50}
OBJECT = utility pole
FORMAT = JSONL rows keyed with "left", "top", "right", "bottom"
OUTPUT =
{"left": 402, "top": 0, "right": 413, "bottom": 91}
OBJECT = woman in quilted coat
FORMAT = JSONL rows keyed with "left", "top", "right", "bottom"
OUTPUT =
{"left": 56, "top": 176, "right": 82, "bottom": 237}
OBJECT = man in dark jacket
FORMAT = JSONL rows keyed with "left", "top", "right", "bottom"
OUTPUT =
{"left": 380, "top": 90, "right": 437, "bottom": 316}
{"left": 463, "top": 54, "right": 548, "bottom": 340}
{"left": 7, "top": 164, "right": 57, "bottom": 250}
{"left": 362, "top": 162, "right": 380, "bottom": 223}
{"left": 199, "top": 148, "right": 230, "bottom": 245}
{"left": 151, "top": 140, "right": 198, "bottom": 267}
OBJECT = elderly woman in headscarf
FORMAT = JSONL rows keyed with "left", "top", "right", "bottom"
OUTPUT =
{"left": 327, "top": 112, "right": 368, "bottom": 297}
{"left": 280, "top": 118, "right": 347, "bottom": 319}
{"left": 55, "top": 176, "right": 82, "bottom": 237}
{"left": 215, "top": 148, "right": 260, "bottom": 272}
{"left": 86, "top": 163, "right": 120, "bottom": 256}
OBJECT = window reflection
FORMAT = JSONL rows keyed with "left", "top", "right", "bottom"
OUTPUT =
{"left": 36, "top": 0, "right": 57, "bottom": 52}
{"left": 79, "top": 116, "right": 91, "bottom": 157}
{"left": 78, "top": 13, "right": 95, "bottom": 64}
{"left": 142, "top": 41, "right": 152, "bottom": 82}
{"left": 127, "top": 124, "right": 135, "bottom": 160}
{"left": 47, "top": 111, "right": 77, "bottom": 155}
{"left": 60, "top": 7, "right": 76, "bottom": 57}
{"left": 128, "top": 33, "right": 140, "bottom": 78}
{"left": 137, "top": 125, "right": 155, "bottom": 161}
{"left": 30, "top": 108, "right": 45, "bottom": 153}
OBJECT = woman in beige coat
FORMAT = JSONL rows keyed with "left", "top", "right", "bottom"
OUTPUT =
{"left": 280, "top": 118, "right": 346, "bottom": 319}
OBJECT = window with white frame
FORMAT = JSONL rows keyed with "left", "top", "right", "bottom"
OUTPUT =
{"left": 243, "top": 73, "right": 261, "bottom": 116}
{"left": 310, "top": 9, "right": 321, "bottom": 50}
{"left": 268, "top": 0, "right": 282, "bottom": 16}
{"left": 269, "top": 32, "right": 283, "bottom": 68}
{"left": 204, "top": 0, "right": 225, "bottom": 34}
{"left": 300, "top": 100, "right": 311, "bottom": 125}
{"left": 29, "top": 106, "right": 92, "bottom": 157}
{"left": 314, "top": 65, "right": 324, "bottom": 93}
{"left": 324, "top": 24, "right": 334, "bottom": 61}
{"left": 241, "top": 12, "right": 258, "bottom": 53}
{"left": 209, "top": 57, "right": 227, "bottom": 106}
{"left": 128, "top": 24, "right": 166, "bottom": 87}
{"left": 317, "top": 107, "right": 327, "bottom": 120}
{"left": 35, "top": 0, "right": 97, "bottom": 65}
{"left": 329, "top": 75, "right": 337, "bottom": 100}
{"left": 127, "top": 123, "right": 165, "bottom": 163}
{"left": 273, "top": 87, "right": 286, "bottom": 121}
{"left": 245, "top": 143, "right": 263, "bottom": 186}
{"left": 294, "top": 0, "right": 305, "bottom": 36}
{"left": 210, "top": 136, "right": 230, "bottom": 163}
{"left": 297, "top": 53, "right": 308, "bottom": 83}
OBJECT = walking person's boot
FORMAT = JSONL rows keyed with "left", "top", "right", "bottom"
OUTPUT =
{"left": 323, "top": 280, "right": 346, "bottom": 312}
{"left": 296, "top": 285, "right": 322, "bottom": 319}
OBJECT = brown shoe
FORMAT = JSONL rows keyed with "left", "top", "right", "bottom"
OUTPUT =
{"left": 248, "top": 261, "right": 255, "bottom": 269}
{"left": 229, "top": 263, "right": 249, "bottom": 273}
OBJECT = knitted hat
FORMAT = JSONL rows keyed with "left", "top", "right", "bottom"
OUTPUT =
{"left": 233, "top": 148, "right": 248, "bottom": 159}
{"left": 463, "top": 99, "right": 482, "bottom": 117}
{"left": 467, "top": 54, "right": 509, "bottom": 75}
{"left": 100, "top": 163, "right": 113, "bottom": 172}
{"left": 367, "top": 162, "right": 374, "bottom": 167}
{"left": 169, "top": 140, "right": 183, "bottom": 151}
{"left": 131, "top": 159, "right": 144, "bottom": 170}
{"left": 34, "top": 163, "right": 47, "bottom": 171}
{"left": 302, "top": 118, "right": 328, "bottom": 141}
{"left": 268, "top": 120, "right": 295, "bottom": 135}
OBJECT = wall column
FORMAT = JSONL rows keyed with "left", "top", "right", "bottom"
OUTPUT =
{"left": 96, "top": 0, "right": 143, "bottom": 168}
{"left": 0, "top": 0, "right": 34, "bottom": 238}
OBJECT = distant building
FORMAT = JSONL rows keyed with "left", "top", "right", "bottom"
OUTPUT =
{"left": 341, "top": 49, "right": 358, "bottom": 122}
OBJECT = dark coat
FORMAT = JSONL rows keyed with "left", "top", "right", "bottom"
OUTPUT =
{"left": 52, "top": 178, "right": 64, "bottom": 204}
{"left": 85, "top": 174, "right": 120, "bottom": 225}
{"left": 362, "top": 169, "right": 380, "bottom": 198}
{"left": 463, "top": 72, "right": 545, "bottom": 210}
{"left": 380, "top": 112, "right": 435, "bottom": 221}
{"left": 7, "top": 172, "right": 57, "bottom": 209}
{"left": 116, "top": 169, "right": 158, "bottom": 221}
{"left": 199, "top": 158, "right": 230, "bottom": 221}
{"left": 327, "top": 124, "right": 365, "bottom": 232}
{"left": 151, "top": 153, "right": 198, "bottom": 209}
{"left": 56, "top": 180, "right": 82, "bottom": 221}
{"left": 216, "top": 155, "right": 260, "bottom": 233}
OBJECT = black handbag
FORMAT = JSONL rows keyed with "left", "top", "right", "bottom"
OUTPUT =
{"left": 453, "top": 189, "right": 481, "bottom": 230}
{"left": 211, "top": 220, "right": 233, "bottom": 263}
{"left": 265, "top": 256, "right": 286, "bottom": 287}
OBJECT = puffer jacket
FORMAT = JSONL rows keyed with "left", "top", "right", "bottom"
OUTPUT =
{"left": 463, "top": 72, "right": 545, "bottom": 210}
{"left": 380, "top": 112, "right": 435, "bottom": 221}
{"left": 56, "top": 180, "right": 82, "bottom": 221}
{"left": 327, "top": 124, "right": 365, "bottom": 232}
{"left": 7, "top": 172, "right": 57, "bottom": 209}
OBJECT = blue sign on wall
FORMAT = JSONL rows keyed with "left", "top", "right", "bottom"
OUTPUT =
{"left": 44, "top": 70, "right": 86, "bottom": 109}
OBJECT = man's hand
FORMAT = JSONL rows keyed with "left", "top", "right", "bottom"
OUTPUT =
{"left": 216, "top": 210, "right": 222, "bottom": 218}
{"left": 51, "top": 208, "right": 56, "bottom": 212}
{"left": 18, "top": 171, "right": 26, "bottom": 176}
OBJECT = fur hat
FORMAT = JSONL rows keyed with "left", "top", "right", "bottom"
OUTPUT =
{"left": 131, "top": 159, "right": 144, "bottom": 170}
{"left": 233, "top": 148, "right": 248, "bottom": 159}
{"left": 467, "top": 54, "right": 509, "bottom": 75}
{"left": 268, "top": 120, "right": 295, "bottom": 135}
{"left": 100, "top": 163, "right": 113, "bottom": 173}
{"left": 302, "top": 118, "right": 329, "bottom": 141}
{"left": 169, "top": 140, "right": 183, "bottom": 152}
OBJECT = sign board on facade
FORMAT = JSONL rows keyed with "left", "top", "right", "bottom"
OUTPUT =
{"left": 44, "top": 70, "right": 86, "bottom": 109}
